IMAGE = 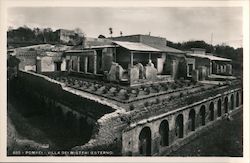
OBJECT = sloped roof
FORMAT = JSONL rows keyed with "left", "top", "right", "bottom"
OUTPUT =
{"left": 85, "top": 45, "right": 116, "bottom": 49}
{"left": 15, "top": 44, "right": 54, "bottom": 51}
{"left": 149, "top": 44, "right": 185, "bottom": 54}
{"left": 187, "top": 53, "right": 231, "bottom": 62}
{"left": 15, "top": 44, "right": 72, "bottom": 52}
{"left": 113, "top": 41, "right": 160, "bottom": 52}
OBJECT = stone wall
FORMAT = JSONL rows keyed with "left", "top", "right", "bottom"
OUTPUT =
{"left": 122, "top": 88, "right": 243, "bottom": 156}
{"left": 112, "top": 35, "right": 141, "bottom": 43}
{"left": 112, "top": 35, "right": 166, "bottom": 48}
{"left": 116, "top": 47, "right": 130, "bottom": 69}
{"left": 39, "top": 56, "right": 66, "bottom": 72}
{"left": 18, "top": 71, "right": 115, "bottom": 120}
{"left": 17, "top": 56, "right": 37, "bottom": 71}
{"left": 194, "top": 57, "right": 211, "bottom": 75}
{"left": 140, "top": 35, "right": 166, "bottom": 48}
{"left": 102, "top": 48, "right": 114, "bottom": 72}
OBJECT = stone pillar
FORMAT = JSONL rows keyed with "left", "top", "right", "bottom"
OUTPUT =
{"left": 192, "top": 69, "right": 199, "bottom": 81}
{"left": 228, "top": 64, "right": 232, "bottom": 75}
{"left": 198, "top": 66, "right": 206, "bottom": 81}
{"left": 114, "top": 46, "right": 117, "bottom": 62}
{"left": 69, "top": 59, "right": 73, "bottom": 71}
{"left": 84, "top": 56, "right": 88, "bottom": 73}
{"left": 195, "top": 112, "right": 200, "bottom": 130}
{"left": 209, "top": 61, "right": 212, "bottom": 75}
{"left": 130, "top": 52, "right": 134, "bottom": 67}
{"left": 183, "top": 113, "right": 189, "bottom": 137}
{"left": 77, "top": 56, "right": 80, "bottom": 72}
{"left": 93, "top": 51, "right": 97, "bottom": 74}
{"left": 168, "top": 117, "right": 176, "bottom": 146}
{"left": 172, "top": 60, "right": 178, "bottom": 80}
{"left": 216, "top": 64, "right": 219, "bottom": 74}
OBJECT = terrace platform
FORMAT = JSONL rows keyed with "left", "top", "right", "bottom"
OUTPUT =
{"left": 39, "top": 71, "right": 240, "bottom": 113}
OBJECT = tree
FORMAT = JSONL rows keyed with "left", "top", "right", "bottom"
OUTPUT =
{"left": 98, "top": 35, "right": 106, "bottom": 38}
{"left": 43, "top": 28, "right": 53, "bottom": 42}
{"left": 109, "top": 27, "right": 113, "bottom": 38}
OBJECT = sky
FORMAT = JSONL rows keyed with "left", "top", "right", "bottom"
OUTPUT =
{"left": 7, "top": 7, "right": 243, "bottom": 48}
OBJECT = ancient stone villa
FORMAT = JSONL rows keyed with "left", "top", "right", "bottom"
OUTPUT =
{"left": 10, "top": 34, "right": 242, "bottom": 156}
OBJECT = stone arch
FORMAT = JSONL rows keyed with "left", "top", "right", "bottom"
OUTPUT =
{"left": 236, "top": 92, "right": 239, "bottom": 107}
{"left": 199, "top": 105, "right": 206, "bottom": 126}
{"left": 224, "top": 97, "right": 228, "bottom": 113}
{"left": 159, "top": 120, "right": 169, "bottom": 146}
{"left": 175, "top": 114, "right": 184, "bottom": 138}
{"left": 230, "top": 94, "right": 234, "bottom": 110}
{"left": 209, "top": 102, "right": 214, "bottom": 121}
{"left": 188, "top": 109, "right": 196, "bottom": 131}
{"left": 139, "top": 126, "right": 152, "bottom": 156}
{"left": 217, "top": 99, "right": 222, "bottom": 117}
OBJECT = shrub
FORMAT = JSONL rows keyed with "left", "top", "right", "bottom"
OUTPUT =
{"left": 127, "top": 88, "right": 132, "bottom": 94}
{"left": 120, "top": 117, "right": 125, "bottom": 122}
{"left": 129, "top": 104, "right": 135, "bottom": 111}
{"left": 164, "top": 85, "right": 169, "bottom": 91}
{"left": 144, "top": 101, "right": 149, "bottom": 107}
{"left": 178, "top": 83, "right": 184, "bottom": 88}
{"left": 156, "top": 98, "right": 161, "bottom": 104}
{"left": 171, "top": 84, "right": 178, "bottom": 90}
{"left": 154, "top": 85, "right": 160, "bottom": 92}
{"left": 92, "top": 86, "right": 98, "bottom": 91}
{"left": 102, "top": 89, "right": 108, "bottom": 94}
{"left": 124, "top": 93, "right": 130, "bottom": 100}
{"left": 144, "top": 88, "right": 150, "bottom": 95}
{"left": 112, "top": 91, "right": 117, "bottom": 97}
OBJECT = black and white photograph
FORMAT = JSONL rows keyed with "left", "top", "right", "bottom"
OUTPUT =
{"left": 1, "top": 0, "right": 249, "bottom": 162}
